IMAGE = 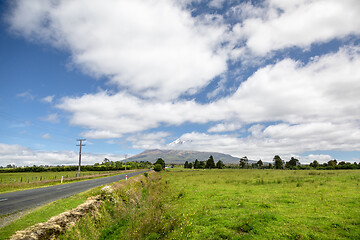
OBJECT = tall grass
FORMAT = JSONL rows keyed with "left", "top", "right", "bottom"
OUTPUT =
{"left": 60, "top": 172, "right": 181, "bottom": 239}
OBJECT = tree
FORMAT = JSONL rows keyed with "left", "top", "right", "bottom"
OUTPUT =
{"left": 240, "top": 156, "right": 248, "bottom": 168}
{"left": 205, "top": 155, "right": 216, "bottom": 169}
{"left": 309, "top": 160, "right": 319, "bottom": 168}
{"left": 194, "top": 159, "right": 200, "bottom": 169}
{"left": 327, "top": 160, "right": 337, "bottom": 167}
{"left": 273, "top": 155, "right": 284, "bottom": 169}
{"left": 103, "top": 158, "right": 110, "bottom": 167}
{"left": 154, "top": 164, "right": 162, "bottom": 172}
{"left": 199, "top": 161, "right": 206, "bottom": 169}
{"left": 184, "top": 161, "right": 189, "bottom": 169}
{"left": 216, "top": 160, "right": 224, "bottom": 169}
{"left": 154, "top": 158, "right": 165, "bottom": 169}
{"left": 115, "top": 161, "right": 122, "bottom": 168}
{"left": 188, "top": 162, "right": 193, "bottom": 169}
{"left": 257, "top": 159, "right": 263, "bottom": 168}
{"left": 285, "top": 157, "right": 300, "bottom": 169}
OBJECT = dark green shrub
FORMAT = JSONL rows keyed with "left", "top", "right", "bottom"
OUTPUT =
{"left": 154, "top": 164, "right": 163, "bottom": 172}
{"left": 154, "top": 158, "right": 165, "bottom": 168}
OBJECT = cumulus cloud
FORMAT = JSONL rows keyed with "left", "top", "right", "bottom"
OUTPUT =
{"left": 208, "top": 122, "right": 242, "bottom": 133}
{"left": 127, "top": 132, "right": 171, "bottom": 149}
{"left": 7, "top": 0, "right": 227, "bottom": 100}
{"left": 0, "top": 143, "right": 124, "bottom": 166}
{"left": 56, "top": 46, "right": 360, "bottom": 159}
{"left": 83, "top": 130, "right": 122, "bottom": 139}
{"left": 165, "top": 132, "right": 340, "bottom": 164}
{"left": 41, "top": 95, "right": 55, "bottom": 103}
{"left": 58, "top": 46, "right": 360, "bottom": 132}
{"left": 6, "top": 0, "right": 360, "bottom": 162}
{"left": 57, "top": 91, "right": 224, "bottom": 138}
{"left": 232, "top": 0, "right": 360, "bottom": 55}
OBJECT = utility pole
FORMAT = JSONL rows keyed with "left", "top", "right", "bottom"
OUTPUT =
{"left": 77, "top": 139, "right": 86, "bottom": 177}
{"left": 124, "top": 154, "right": 127, "bottom": 171}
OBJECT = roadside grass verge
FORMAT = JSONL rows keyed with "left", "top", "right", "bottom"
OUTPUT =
{"left": 0, "top": 185, "right": 102, "bottom": 240}
{"left": 59, "top": 172, "right": 182, "bottom": 240}
{"left": 0, "top": 170, "right": 133, "bottom": 193}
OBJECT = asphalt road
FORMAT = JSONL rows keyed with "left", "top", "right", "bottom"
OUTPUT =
{"left": 0, "top": 170, "right": 149, "bottom": 215}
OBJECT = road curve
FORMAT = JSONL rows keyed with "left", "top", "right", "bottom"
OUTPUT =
{"left": 0, "top": 170, "right": 149, "bottom": 215}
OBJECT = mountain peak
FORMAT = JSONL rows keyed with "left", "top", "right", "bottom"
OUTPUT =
{"left": 127, "top": 149, "right": 254, "bottom": 164}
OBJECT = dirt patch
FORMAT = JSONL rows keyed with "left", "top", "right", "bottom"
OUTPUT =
{"left": 10, "top": 196, "right": 102, "bottom": 240}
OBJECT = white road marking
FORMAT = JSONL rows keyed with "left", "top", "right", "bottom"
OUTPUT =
{"left": 0, "top": 198, "right": 8, "bottom": 202}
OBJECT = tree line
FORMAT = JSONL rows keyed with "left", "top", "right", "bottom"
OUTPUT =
{"left": 184, "top": 155, "right": 225, "bottom": 169}
{"left": 239, "top": 155, "right": 360, "bottom": 170}
{"left": 181, "top": 155, "right": 359, "bottom": 170}
{"left": 0, "top": 159, "right": 153, "bottom": 173}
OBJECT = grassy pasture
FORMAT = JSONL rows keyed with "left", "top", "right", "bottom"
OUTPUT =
{"left": 161, "top": 169, "right": 360, "bottom": 239}
{"left": 0, "top": 171, "right": 126, "bottom": 193}
{"left": 59, "top": 169, "right": 360, "bottom": 239}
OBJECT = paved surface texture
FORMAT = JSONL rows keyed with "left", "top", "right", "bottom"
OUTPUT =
{"left": 0, "top": 170, "right": 148, "bottom": 215}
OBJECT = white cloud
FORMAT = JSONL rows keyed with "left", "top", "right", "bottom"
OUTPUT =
{"left": 16, "top": 91, "right": 34, "bottom": 100}
{"left": 57, "top": 91, "right": 225, "bottom": 138}
{"left": 208, "top": 122, "right": 242, "bottom": 133}
{"left": 7, "top": 0, "right": 360, "bottom": 160}
{"left": 225, "top": 46, "right": 360, "bottom": 124}
{"left": 56, "top": 46, "right": 360, "bottom": 158}
{"left": 83, "top": 130, "right": 122, "bottom": 139}
{"left": 59, "top": 46, "right": 360, "bottom": 133}
{"left": 226, "top": 2, "right": 265, "bottom": 21}
{"left": 42, "top": 113, "right": 60, "bottom": 123}
{"left": 207, "top": 74, "right": 227, "bottom": 99}
{"left": 41, "top": 95, "right": 55, "bottom": 103}
{"left": 299, "top": 154, "right": 333, "bottom": 163}
{"left": 7, "top": 0, "right": 227, "bottom": 100}
{"left": 208, "top": 0, "right": 225, "bottom": 9}
{"left": 42, "top": 133, "right": 51, "bottom": 139}
{"left": 127, "top": 132, "right": 171, "bottom": 149}
{"left": 237, "top": 0, "right": 360, "bottom": 55}
{"left": 0, "top": 143, "right": 124, "bottom": 166}
{"left": 166, "top": 132, "right": 341, "bottom": 164}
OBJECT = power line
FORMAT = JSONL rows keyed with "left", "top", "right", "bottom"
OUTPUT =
{"left": 76, "top": 139, "right": 86, "bottom": 177}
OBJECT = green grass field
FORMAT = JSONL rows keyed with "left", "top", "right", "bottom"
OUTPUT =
{"left": 59, "top": 169, "right": 360, "bottom": 239}
{"left": 0, "top": 171, "right": 126, "bottom": 193}
{"left": 161, "top": 169, "right": 360, "bottom": 239}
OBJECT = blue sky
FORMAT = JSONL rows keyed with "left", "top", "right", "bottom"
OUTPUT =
{"left": 1, "top": 0, "right": 360, "bottom": 166}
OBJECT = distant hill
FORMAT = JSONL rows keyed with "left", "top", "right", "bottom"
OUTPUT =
{"left": 127, "top": 149, "right": 256, "bottom": 164}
